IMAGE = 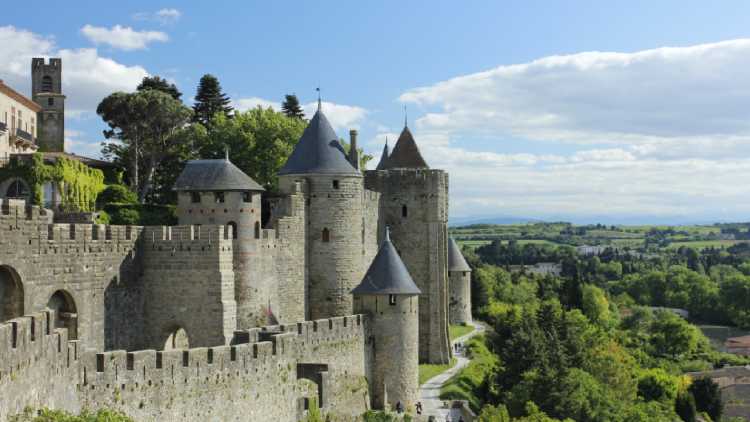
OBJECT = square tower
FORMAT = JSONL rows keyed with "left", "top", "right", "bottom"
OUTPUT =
{"left": 31, "top": 58, "right": 65, "bottom": 152}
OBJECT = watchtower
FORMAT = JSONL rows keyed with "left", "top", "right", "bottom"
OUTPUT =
{"left": 173, "top": 157, "right": 268, "bottom": 328}
{"left": 278, "top": 106, "right": 365, "bottom": 320}
{"left": 448, "top": 238, "right": 472, "bottom": 325}
{"left": 31, "top": 58, "right": 65, "bottom": 152}
{"left": 365, "top": 125, "right": 452, "bottom": 364}
{"left": 353, "top": 229, "right": 421, "bottom": 411}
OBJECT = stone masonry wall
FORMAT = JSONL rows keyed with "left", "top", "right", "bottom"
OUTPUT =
{"left": 0, "top": 199, "right": 142, "bottom": 351}
{"left": 364, "top": 169, "right": 452, "bottom": 364}
{"left": 140, "top": 225, "right": 237, "bottom": 349}
{"left": 449, "top": 270, "right": 472, "bottom": 325}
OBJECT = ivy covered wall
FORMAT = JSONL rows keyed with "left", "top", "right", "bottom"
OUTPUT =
{"left": 0, "top": 154, "right": 106, "bottom": 211}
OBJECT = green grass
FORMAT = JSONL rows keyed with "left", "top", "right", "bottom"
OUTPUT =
{"left": 440, "top": 335, "right": 499, "bottom": 413}
{"left": 449, "top": 324, "right": 474, "bottom": 340}
{"left": 419, "top": 357, "right": 457, "bottom": 384}
{"left": 456, "top": 239, "right": 492, "bottom": 249}
{"left": 666, "top": 240, "right": 748, "bottom": 250}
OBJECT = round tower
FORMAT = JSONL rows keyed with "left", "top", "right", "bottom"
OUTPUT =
{"left": 353, "top": 229, "right": 421, "bottom": 411}
{"left": 448, "top": 238, "right": 472, "bottom": 325}
{"left": 278, "top": 106, "right": 364, "bottom": 320}
{"left": 174, "top": 157, "right": 268, "bottom": 328}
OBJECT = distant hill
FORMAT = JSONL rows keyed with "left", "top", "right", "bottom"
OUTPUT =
{"left": 450, "top": 214, "right": 734, "bottom": 227}
{"left": 449, "top": 215, "right": 543, "bottom": 226}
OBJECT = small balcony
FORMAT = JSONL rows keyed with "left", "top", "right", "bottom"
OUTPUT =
{"left": 11, "top": 128, "right": 36, "bottom": 149}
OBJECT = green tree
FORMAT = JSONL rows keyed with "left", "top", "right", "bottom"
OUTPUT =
{"left": 688, "top": 377, "right": 722, "bottom": 421}
{"left": 581, "top": 285, "right": 613, "bottom": 327}
{"left": 192, "top": 74, "right": 233, "bottom": 126}
{"left": 675, "top": 391, "right": 697, "bottom": 422}
{"left": 637, "top": 368, "right": 678, "bottom": 403}
{"left": 137, "top": 75, "right": 182, "bottom": 100}
{"left": 477, "top": 404, "right": 511, "bottom": 422}
{"left": 720, "top": 274, "right": 750, "bottom": 328}
{"left": 281, "top": 94, "right": 305, "bottom": 119}
{"left": 649, "top": 311, "right": 699, "bottom": 358}
{"left": 193, "top": 107, "right": 306, "bottom": 192}
{"left": 98, "top": 90, "right": 193, "bottom": 202}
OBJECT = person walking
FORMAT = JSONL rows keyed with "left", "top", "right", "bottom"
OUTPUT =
{"left": 395, "top": 401, "right": 403, "bottom": 414}
{"left": 416, "top": 401, "right": 423, "bottom": 415}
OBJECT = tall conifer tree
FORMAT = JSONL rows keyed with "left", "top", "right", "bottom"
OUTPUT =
{"left": 192, "top": 74, "right": 233, "bottom": 126}
{"left": 281, "top": 94, "right": 305, "bottom": 119}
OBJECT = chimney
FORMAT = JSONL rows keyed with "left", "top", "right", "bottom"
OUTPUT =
{"left": 348, "top": 129, "right": 360, "bottom": 171}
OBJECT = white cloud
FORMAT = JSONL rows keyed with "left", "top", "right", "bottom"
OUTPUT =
{"left": 302, "top": 101, "right": 367, "bottom": 131}
{"left": 81, "top": 24, "right": 168, "bottom": 51}
{"left": 64, "top": 129, "right": 101, "bottom": 158}
{"left": 0, "top": 25, "right": 148, "bottom": 118}
{"left": 233, "top": 97, "right": 367, "bottom": 132}
{"left": 398, "top": 39, "right": 750, "bottom": 221}
{"left": 133, "top": 8, "right": 182, "bottom": 25}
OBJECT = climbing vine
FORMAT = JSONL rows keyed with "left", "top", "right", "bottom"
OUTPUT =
{"left": 0, "top": 153, "right": 105, "bottom": 211}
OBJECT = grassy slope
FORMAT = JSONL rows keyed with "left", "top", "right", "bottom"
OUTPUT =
{"left": 419, "top": 358, "right": 457, "bottom": 385}
{"left": 449, "top": 324, "right": 474, "bottom": 340}
{"left": 439, "top": 335, "right": 499, "bottom": 413}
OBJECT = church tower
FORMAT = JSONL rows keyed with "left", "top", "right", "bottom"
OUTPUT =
{"left": 278, "top": 104, "right": 365, "bottom": 320}
{"left": 353, "top": 229, "right": 420, "bottom": 411}
{"left": 365, "top": 124, "right": 452, "bottom": 364}
{"left": 31, "top": 58, "right": 65, "bottom": 152}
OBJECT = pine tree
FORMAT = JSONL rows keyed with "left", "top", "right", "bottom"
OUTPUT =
{"left": 281, "top": 94, "right": 305, "bottom": 119}
{"left": 137, "top": 76, "right": 182, "bottom": 101}
{"left": 192, "top": 74, "right": 233, "bottom": 126}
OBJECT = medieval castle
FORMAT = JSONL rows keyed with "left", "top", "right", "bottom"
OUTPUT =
{"left": 0, "top": 59, "right": 473, "bottom": 421}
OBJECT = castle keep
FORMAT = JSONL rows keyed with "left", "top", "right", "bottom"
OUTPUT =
{"left": 0, "top": 104, "right": 473, "bottom": 421}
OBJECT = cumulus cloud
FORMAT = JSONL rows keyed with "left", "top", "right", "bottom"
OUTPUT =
{"left": 233, "top": 97, "right": 367, "bottom": 132}
{"left": 81, "top": 24, "right": 168, "bottom": 51}
{"left": 133, "top": 8, "right": 182, "bottom": 25}
{"left": 0, "top": 25, "right": 148, "bottom": 117}
{"left": 398, "top": 39, "right": 750, "bottom": 221}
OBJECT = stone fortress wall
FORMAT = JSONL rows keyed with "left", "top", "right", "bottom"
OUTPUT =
{"left": 365, "top": 169, "right": 452, "bottom": 364}
{"left": 0, "top": 307, "right": 369, "bottom": 421}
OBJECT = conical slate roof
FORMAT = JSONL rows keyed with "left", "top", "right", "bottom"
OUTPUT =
{"left": 375, "top": 139, "right": 390, "bottom": 170}
{"left": 352, "top": 231, "right": 421, "bottom": 295}
{"left": 383, "top": 126, "right": 428, "bottom": 169}
{"left": 448, "top": 238, "right": 472, "bottom": 272}
{"left": 278, "top": 109, "right": 359, "bottom": 176}
{"left": 174, "top": 158, "right": 264, "bottom": 191}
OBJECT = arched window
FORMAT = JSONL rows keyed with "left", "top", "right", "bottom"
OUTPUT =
{"left": 41, "top": 76, "right": 53, "bottom": 92}
{"left": 5, "top": 178, "right": 30, "bottom": 199}
{"left": 389, "top": 295, "right": 397, "bottom": 306}
{"left": 402, "top": 205, "right": 408, "bottom": 218}
{"left": 227, "top": 222, "right": 238, "bottom": 239}
{"left": 47, "top": 290, "right": 78, "bottom": 340}
{"left": 322, "top": 228, "right": 330, "bottom": 243}
{"left": 254, "top": 221, "right": 261, "bottom": 239}
{"left": 163, "top": 326, "right": 189, "bottom": 350}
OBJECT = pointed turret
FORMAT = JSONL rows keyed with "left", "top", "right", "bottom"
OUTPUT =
{"left": 383, "top": 126, "right": 428, "bottom": 169}
{"left": 448, "top": 238, "right": 472, "bottom": 325}
{"left": 353, "top": 228, "right": 421, "bottom": 411}
{"left": 278, "top": 109, "right": 359, "bottom": 176}
{"left": 375, "top": 138, "right": 390, "bottom": 170}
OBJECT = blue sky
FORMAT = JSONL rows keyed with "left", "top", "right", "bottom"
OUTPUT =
{"left": 4, "top": 1, "right": 750, "bottom": 222}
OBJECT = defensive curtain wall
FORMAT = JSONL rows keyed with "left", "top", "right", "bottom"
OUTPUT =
{"left": 0, "top": 310, "right": 370, "bottom": 421}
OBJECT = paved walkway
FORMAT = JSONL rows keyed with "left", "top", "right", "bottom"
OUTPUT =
{"left": 417, "top": 321, "right": 484, "bottom": 421}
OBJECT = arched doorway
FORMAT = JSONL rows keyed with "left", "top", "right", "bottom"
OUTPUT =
{"left": 0, "top": 266, "right": 23, "bottom": 322}
{"left": 4, "top": 178, "right": 30, "bottom": 200}
{"left": 47, "top": 290, "right": 78, "bottom": 340}
{"left": 163, "top": 326, "right": 189, "bottom": 350}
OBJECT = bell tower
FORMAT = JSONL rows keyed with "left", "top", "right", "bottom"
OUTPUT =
{"left": 31, "top": 58, "right": 65, "bottom": 152}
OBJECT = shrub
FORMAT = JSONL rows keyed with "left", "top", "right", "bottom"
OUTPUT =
{"left": 98, "top": 184, "right": 137, "bottom": 206}
{"left": 109, "top": 208, "right": 140, "bottom": 225}
{"left": 95, "top": 210, "right": 111, "bottom": 225}
{"left": 689, "top": 377, "right": 722, "bottom": 421}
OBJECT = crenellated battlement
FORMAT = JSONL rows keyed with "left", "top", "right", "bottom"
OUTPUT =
{"left": 0, "top": 198, "right": 52, "bottom": 224}
{"left": 80, "top": 315, "right": 365, "bottom": 392}
{"left": 0, "top": 309, "right": 79, "bottom": 386}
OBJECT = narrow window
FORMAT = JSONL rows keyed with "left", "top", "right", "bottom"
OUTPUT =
{"left": 402, "top": 205, "right": 408, "bottom": 218}
{"left": 227, "top": 222, "right": 238, "bottom": 239}
{"left": 254, "top": 221, "right": 260, "bottom": 239}
{"left": 242, "top": 192, "right": 252, "bottom": 203}
{"left": 41, "top": 76, "right": 53, "bottom": 92}
{"left": 214, "top": 192, "right": 225, "bottom": 203}
{"left": 191, "top": 192, "right": 201, "bottom": 203}
{"left": 322, "top": 228, "right": 330, "bottom": 243}
{"left": 48, "top": 98, "right": 54, "bottom": 106}
{"left": 332, "top": 180, "right": 340, "bottom": 190}
{"left": 389, "top": 295, "right": 397, "bottom": 306}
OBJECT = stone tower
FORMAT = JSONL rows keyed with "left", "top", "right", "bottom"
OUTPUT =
{"left": 31, "top": 58, "right": 65, "bottom": 152}
{"left": 448, "top": 238, "right": 472, "bottom": 325}
{"left": 278, "top": 106, "right": 364, "bottom": 320}
{"left": 173, "top": 157, "right": 269, "bottom": 328}
{"left": 365, "top": 125, "right": 452, "bottom": 364}
{"left": 353, "top": 229, "right": 420, "bottom": 411}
